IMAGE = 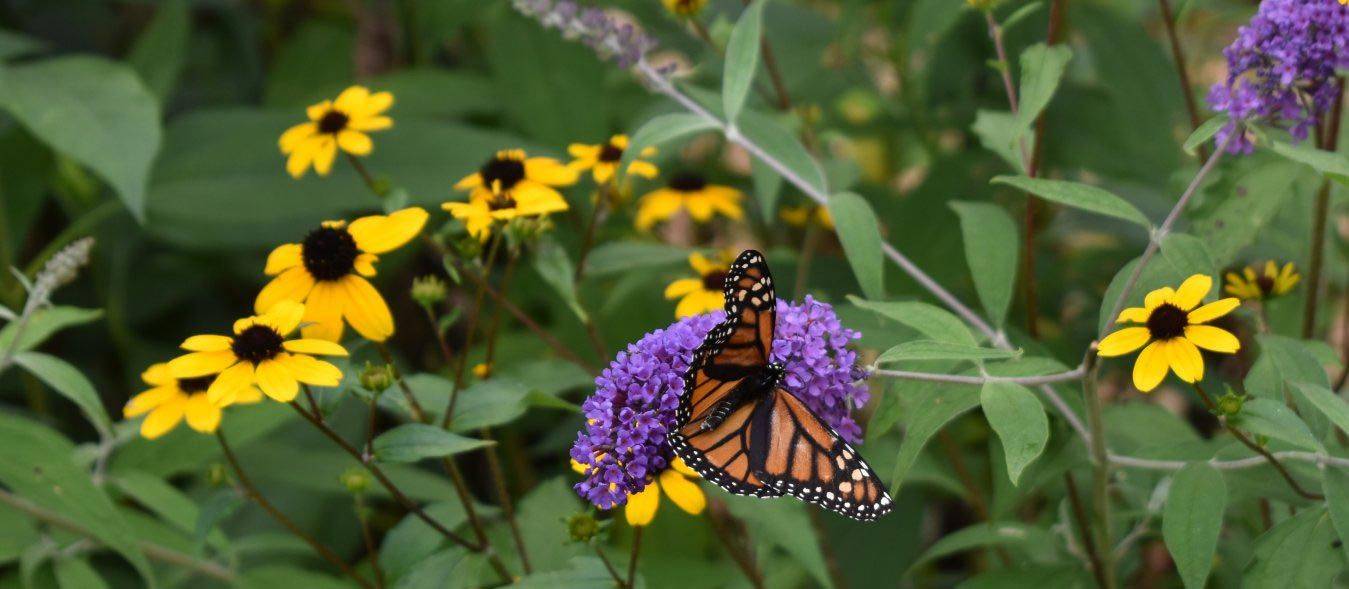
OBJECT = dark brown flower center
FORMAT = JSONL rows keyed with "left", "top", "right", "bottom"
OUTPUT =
{"left": 302, "top": 226, "right": 359, "bottom": 281}
{"left": 317, "top": 110, "right": 350, "bottom": 134}
{"left": 1256, "top": 275, "right": 1275, "bottom": 295}
{"left": 231, "top": 325, "right": 284, "bottom": 365}
{"left": 487, "top": 194, "right": 518, "bottom": 211}
{"left": 599, "top": 142, "right": 624, "bottom": 162}
{"left": 1146, "top": 303, "right": 1188, "bottom": 340}
{"left": 177, "top": 375, "right": 215, "bottom": 394}
{"left": 480, "top": 157, "right": 526, "bottom": 192}
{"left": 668, "top": 172, "right": 707, "bottom": 192}
{"left": 702, "top": 270, "right": 728, "bottom": 291}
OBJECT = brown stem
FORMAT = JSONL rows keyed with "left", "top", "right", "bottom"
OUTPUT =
{"left": 441, "top": 233, "right": 502, "bottom": 428}
{"left": 1191, "top": 384, "right": 1323, "bottom": 500}
{"left": 482, "top": 426, "right": 532, "bottom": 573}
{"left": 354, "top": 494, "right": 387, "bottom": 589}
{"left": 1304, "top": 78, "right": 1345, "bottom": 338}
{"left": 424, "top": 305, "right": 456, "bottom": 371}
{"left": 575, "top": 184, "right": 610, "bottom": 282}
{"left": 595, "top": 545, "right": 629, "bottom": 589}
{"left": 482, "top": 251, "right": 520, "bottom": 372}
{"left": 1023, "top": 0, "right": 1067, "bottom": 338}
{"left": 1064, "top": 472, "right": 1109, "bottom": 589}
{"left": 1156, "top": 0, "right": 1208, "bottom": 163}
{"left": 627, "top": 525, "right": 643, "bottom": 587}
{"left": 793, "top": 223, "right": 821, "bottom": 299}
{"left": 1336, "top": 290, "right": 1349, "bottom": 390}
{"left": 936, "top": 430, "right": 1013, "bottom": 567}
{"left": 456, "top": 260, "right": 598, "bottom": 372}
{"left": 345, "top": 153, "right": 382, "bottom": 198}
{"left": 376, "top": 342, "right": 430, "bottom": 421}
{"left": 706, "top": 500, "right": 765, "bottom": 589}
{"left": 216, "top": 431, "right": 375, "bottom": 589}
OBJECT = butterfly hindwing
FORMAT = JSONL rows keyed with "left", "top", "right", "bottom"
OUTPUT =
{"left": 669, "top": 403, "right": 780, "bottom": 497}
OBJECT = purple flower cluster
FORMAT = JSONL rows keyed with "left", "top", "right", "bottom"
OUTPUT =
{"left": 1207, "top": 0, "right": 1349, "bottom": 153}
{"left": 512, "top": 0, "right": 656, "bottom": 68}
{"left": 570, "top": 297, "right": 870, "bottom": 509}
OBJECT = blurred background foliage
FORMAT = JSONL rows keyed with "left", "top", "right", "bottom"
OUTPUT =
{"left": 0, "top": 0, "right": 1345, "bottom": 587}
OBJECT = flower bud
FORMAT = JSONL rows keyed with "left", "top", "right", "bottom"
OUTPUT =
{"left": 566, "top": 512, "right": 601, "bottom": 543}
{"left": 473, "top": 363, "right": 493, "bottom": 379}
{"left": 206, "top": 463, "right": 228, "bottom": 487}
{"left": 966, "top": 0, "right": 1001, "bottom": 11}
{"left": 411, "top": 275, "right": 448, "bottom": 309}
{"left": 1216, "top": 391, "right": 1245, "bottom": 417}
{"left": 341, "top": 467, "right": 371, "bottom": 495}
{"left": 360, "top": 362, "right": 395, "bottom": 393}
{"left": 662, "top": 0, "right": 707, "bottom": 18}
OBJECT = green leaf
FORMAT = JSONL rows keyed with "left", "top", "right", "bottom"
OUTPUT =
{"left": 1230, "top": 398, "right": 1323, "bottom": 453}
{"left": 515, "top": 478, "right": 586, "bottom": 572}
{"left": 738, "top": 109, "right": 827, "bottom": 193}
{"left": 950, "top": 201, "right": 1019, "bottom": 327}
{"left": 1184, "top": 115, "right": 1228, "bottom": 156}
{"left": 111, "top": 470, "right": 228, "bottom": 550}
{"left": 1269, "top": 140, "right": 1349, "bottom": 185}
{"left": 876, "top": 340, "right": 1019, "bottom": 364}
{"left": 846, "top": 297, "right": 977, "bottom": 345}
{"left": 1192, "top": 157, "right": 1303, "bottom": 265}
{"left": 12, "top": 352, "right": 112, "bottom": 436}
{"left": 723, "top": 0, "right": 767, "bottom": 124}
{"left": 972, "top": 110, "right": 1027, "bottom": 172}
{"left": 618, "top": 113, "right": 718, "bottom": 185}
{"left": 991, "top": 176, "right": 1151, "bottom": 228}
{"left": 1293, "top": 382, "right": 1349, "bottom": 439}
{"left": 1163, "top": 463, "right": 1227, "bottom": 589}
{"left": 396, "top": 548, "right": 488, "bottom": 589}
{"left": 751, "top": 157, "right": 784, "bottom": 220}
{"left": 515, "top": 557, "right": 627, "bottom": 588}
{"left": 239, "top": 566, "right": 353, "bottom": 589}
{"left": 54, "top": 558, "right": 108, "bottom": 589}
{"left": 726, "top": 498, "right": 834, "bottom": 589}
{"left": 532, "top": 237, "right": 587, "bottom": 321}
{"left": 906, "top": 523, "right": 1051, "bottom": 575}
{"left": 380, "top": 502, "right": 471, "bottom": 580}
{"left": 1244, "top": 507, "right": 1342, "bottom": 588}
{"left": 1323, "top": 468, "right": 1349, "bottom": 562}
{"left": 980, "top": 382, "right": 1048, "bottom": 485}
{"left": 0, "top": 413, "right": 153, "bottom": 585}
{"left": 1014, "top": 44, "right": 1072, "bottom": 145}
{"left": 891, "top": 384, "right": 982, "bottom": 489}
{"left": 582, "top": 242, "right": 693, "bottom": 277}
{"left": 826, "top": 192, "right": 884, "bottom": 299}
{"left": 0, "top": 57, "right": 161, "bottom": 221}
{"left": 127, "top": 0, "right": 189, "bottom": 102}
{"left": 0, "top": 306, "right": 102, "bottom": 353}
{"left": 0, "top": 30, "right": 45, "bottom": 60}
{"left": 372, "top": 424, "right": 494, "bottom": 463}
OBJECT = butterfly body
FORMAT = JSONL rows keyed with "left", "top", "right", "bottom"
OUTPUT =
{"left": 668, "top": 250, "right": 893, "bottom": 522}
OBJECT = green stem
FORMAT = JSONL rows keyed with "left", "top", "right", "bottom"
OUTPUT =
{"left": 1081, "top": 352, "right": 1116, "bottom": 589}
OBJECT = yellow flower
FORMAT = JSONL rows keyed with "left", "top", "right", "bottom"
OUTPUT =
{"left": 1097, "top": 275, "right": 1241, "bottom": 393}
{"left": 568, "top": 135, "right": 659, "bottom": 185}
{"left": 473, "top": 362, "right": 492, "bottom": 379}
{"left": 279, "top": 86, "right": 393, "bottom": 178}
{"left": 444, "top": 149, "right": 577, "bottom": 241}
{"left": 571, "top": 457, "right": 706, "bottom": 527}
{"left": 663, "top": 0, "right": 708, "bottom": 17}
{"left": 780, "top": 204, "right": 834, "bottom": 230}
{"left": 256, "top": 207, "right": 427, "bottom": 342}
{"left": 635, "top": 173, "right": 744, "bottom": 230}
{"left": 1224, "top": 261, "right": 1300, "bottom": 301}
{"left": 124, "top": 363, "right": 263, "bottom": 440}
{"left": 664, "top": 251, "right": 736, "bottom": 318}
{"left": 167, "top": 301, "right": 349, "bottom": 404}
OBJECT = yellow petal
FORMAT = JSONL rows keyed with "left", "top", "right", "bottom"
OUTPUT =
{"left": 182, "top": 335, "right": 234, "bottom": 353}
{"left": 1165, "top": 338, "right": 1204, "bottom": 383}
{"left": 259, "top": 300, "right": 306, "bottom": 336}
{"left": 1263, "top": 260, "right": 1278, "bottom": 279}
{"left": 675, "top": 290, "right": 722, "bottom": 318}
{"left": 265, "top": 243, "right": 303, "bottom": 275}
{"left": 333, "top": 86, "right": 371, "bottom": 113}
{"left": 524, "top": 156, "right": 579, "bottom": 186}
{"left": 234, "top": 387, "right": 265, "bottom": 405}
{"left": 635, "top": 190, "right": 682, "bottom": 230}
{"left": 1172, "top": 275, "right": 1212, "bottom": 311}
{"left": 337, "top": 130, "right": 373, "bottom": 156}
{"left": 1115, "top": 307, "right": 1150, "bottom": 324}
{"left": 168, "top": 351, "right": 237, "bottom": 378}
{"left": 356, "top": 91, "right": 393, "bottom": 116}
{"left": 255, "top": 359, "right": 299, "bottom": 402}
{"left": 301, "top": 281, "right": 346, "bottom": 342}
{"left": 140, "top": 395, "right": 187, "bottom": 439}
{"left": 658, "top": 470, "right": 706, "bottom": 515}
{"left": 512, "top": 181, "right": 570, "bottom": 216}
{"left": 279, "top": 354, "right": 344, "bottom": 387}
{"left": 348, "top": 115, "right": 392, "bottom": 132}
{"left": 312, "top": 137, "right": 338, "bottom": 176}
{"left": 1187, "top": 298, "right": 1240, "bottom": 324}
{"left": 592, "top": 163, "right": 615, "bottom": 185}
{"left": 183, "top": 394, "right": 222, "bottom": 433}
{"left": 279, "top": 122, "right": 317, "bottom": 152}
{"left": 347, "top": 207, "right": 429, "bottom": 254}
{"left": 568, "top": 143, "right": 600, "bottom": 159}
{"left": 1184, "top": 325, "right": 1240, "bottom": 353}
{"left": 624, "top": 484, "right": 660, "bottom": 526}
{"left": 627, "top": 160, "right": 659, "bottom": 179}
{"left": 1143, "top": 287, "right": 1174, "bottom": 311}
{"left": 664, "top": 278, "right": 704, "bottom": 299}
{"left": 306, "top": 100, "right": 333, "bottom": 122}
{"left": 255, "top": 267, "right": 316, "bottom": 315}
{"left": 670, "top": 456, "right": 699, "bottom": 478}
{"left": 124, "top": 386, "right": 177, "bottom": 417}
{"left": 688, "top": 252, "right": 716, "bottom": 275}
{"left": 283, "top": 339, "right": 349, "bottom": 356}
{"left": 208, "top": 362, "right": 254, "bottom": 405}
{"left": 339, "top": 275, "right": 394, "bottom": 342}
{"left": 1097, "top": 327, "right": 1151, "bottom": 357}
{"left": 140, "top": 363, "right": 175, "bottom": 386}
{"left": 353, "top": 253, "right": 378, "bottom": 277}
{"left": 684, "top": 194, "right": 715, "bottom": 222}
{"left": 570, "top": 459, "right": 591, "bottom": 475}
{"left": 1132, "top": 341, "right": 1169, "bottom": 393}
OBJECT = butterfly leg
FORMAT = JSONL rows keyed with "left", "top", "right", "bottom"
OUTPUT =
{"left": 699, "top": 386, "right": 751, "bottom": 432}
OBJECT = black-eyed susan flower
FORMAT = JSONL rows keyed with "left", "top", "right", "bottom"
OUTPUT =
{"left": 664, "top": 250, "right": 736, "bottom": 318}
{"left": 167, "top": 301, "right": 348, "bottom": 404}
{"left": 568, "top": 135, "right": 659, "bottom": 185}
{"left": 663, "top": 0, "right": 708, "bottom": 17}
{"left": 572, "top": 457, "right": 706, "bottom": 526}
{"left": 256, "top": 207, "right": 428, "bottom": 342}
{"left": 124, "top": 363, "right": 262, "bottom": 440}
{"left": 1097, "top": 274, "right": 1241, "bottom": 393}
{"left": 780, "top": 204, "right": 835, "bottom": 230}
{"left": 279, "top": 86, "right": 393, "bottom": 178}
{"left": 634, "top": 172, "right": 744, "bottom": 231}
{"left": 1224, "top": 261, "right": 1301, "bottom": 301}
{"left": 444, "top": 149, "right": 578, "bottom": 241}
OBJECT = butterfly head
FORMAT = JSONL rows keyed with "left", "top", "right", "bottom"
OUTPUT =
{"left": 764, "top": 362, "right": 785, "bottom": 386}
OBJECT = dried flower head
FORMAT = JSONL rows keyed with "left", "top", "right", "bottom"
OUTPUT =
{"left": 512, "top": 0, "right": 657, "bottom": 68}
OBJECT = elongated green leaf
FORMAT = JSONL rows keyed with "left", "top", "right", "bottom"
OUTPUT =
{"left": 54, "top": 558, "right": 108, "bottom": 589}
{"left": 726, "top": 497, "right": 834, "bottom": 588}
{"left": 891, "top": 384, "right": 981, "bottom": 488}
{"left": 877, "top": 340, "right": 1019, "bottom": 364}
{"left": 127, "top": 0, "right": 189, "bottom": 101}
{"left": 846, "top": 296, "right": 976, "bottom": 345}
{"left": 992, "top": 176, "right": 1150, "bottom": 228}
{"left": 0, "top": 30, "right": 45, "bottom": 60}
{"left": 738, "top": 109, "right": 827, "bottom": 193}
{"left": 0, "top": 57, "right": 161, "bottom": 221}
{"left": 950, "top": 201, "right": 1018, "bottom": 327}
{"left": 1244, "top": 507, "right": 1341, "bottom": 588}
{"left": 1014, "top": 44, "right": 1072, "bottom": 144}
{"left": 618, "top": 113, "right": 718, "bottom": 184}
{"left": 372, "top": 424, "right": 494, "bottom": 463}
{"left": 1270, "top": 140, "right": 1349, "bottom": 185}
{"left": 532, "top": 237, "right": 587, "bottom": 321}
{"left": 1163, "top": 463, "right": 1226, "bottom": 589}
{"left": 980, "top": 382, "right": 1047, "bottom": 485}
{"left": 972, "top": 110, "right": 1027, "bottom": 172}
{"left": 723, "top": 0, "right": 766, "bottom": 124}
{"left": 582, "top": 242, "right": 692, "bottom": 277}
{"left": 906, "top": 523, "right": 1051, "bottom": 575}
{"left": 1323, "top": 468, "right": 1349, "bottom": 562}
{"left": 380, "top": 502, "right": 471, "bottom": 579}
{"left": 826, "top": 192, "right": 884, "bottom": 300}
{"left": 0, "top": 306, "right": 102, "bottom": 353}
{"left": 1230, "top": 398, "right": 1323, "bottom": 453}
{"left": 1293, "top": 382, "right": 1349, "bottom": 438}
{"left": 112, "top": 470, "right": 228, "bottom": 550}
{"left": 1184, "top": 116, "right": 1228, "bottom": 155}
{"left": 397, "top": 548, "right": 488, "bottom": 589}
{"left": 13, "top": 352, "right": 111, "bottom": 435}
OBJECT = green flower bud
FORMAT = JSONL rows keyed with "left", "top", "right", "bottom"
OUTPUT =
{"left": 206, "top": 463, "right": 228, "bottom": 487}
{"left": 411, "top": 275, "right": 448, "bottom": 309}
{"left": 360, "top": 362, "right": 395, "bottom": 394}
{"left": 566, "top": 512, "right": 601, "bottom": 543}
{"left": 341, "top": 467, "right": 371, "bottom": 495}
{"left": 1216, "top": 392, "right": 1245, "bottom": 417}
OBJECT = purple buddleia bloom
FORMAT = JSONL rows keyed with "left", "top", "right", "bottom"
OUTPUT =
{"left": 571, "top": 297, "right": 870, "bottom": 509}
{"left": 1207, "top": 0, "right": 1349, "bottom": 153}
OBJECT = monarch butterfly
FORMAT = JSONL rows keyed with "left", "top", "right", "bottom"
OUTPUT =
{"left": 667, "top": 249, "right": 893, "bottom": 521}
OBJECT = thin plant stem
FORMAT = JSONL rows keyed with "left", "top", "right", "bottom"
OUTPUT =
{"left": 0, "top": 489, "right": 236, "bottom": 582}
{"left": 354, "top": 494, "right": 387, "bottom": 589}
{"left": 984, "top": 11, "right": 1030, "bottom": 169}
{"left": 706, "top": 500, "right": 765, "bottom": 589}
{"left": 792, "top": 223, "right": 821, "bottom": 299}
{"left": 1021, "top": 0, "right": 1068, "bottom": 338}
{"left": 1191, "top": 383, "right": 1324, "bottom": 500}
{"left": 595, "top": 545, "right": 629, "bottom": 589}
{"left": 627, "top": 526, "right": 643, "bottom": 587}
{"left": 1080, "top": 352, "right": 1116, "bottom": 589}
{"left": 442, "top": 233, "right": 503, "bottom": 428}
{"left": 375, "top": 342, "right": 430, "bottom": 420}
{"left": 216, "top": 431, "right": 375, "bottom": 589}
{"left": 481, "top": 250, "right": 520, "bottom": 372}
{"left": 575, "top": 184, "right": 610, "bottom": 282}
{"left": 454, "top": 259, "right": 598, "bottom": 371}
{"left": 1064, "top": 472, "right": 1109, "bottom": 589}
{"left": 936, "top": 431, "right": 1013, "bottom": 567}
{"left": 346, "top": 153, "right": 382, "bottom": 197}
{"left": 1157, "top": 0, "right": 1209, "bottom": 163}
{"left": 805, "top": 508, "right": 847, "bottom": 589}
{"left": 872, "top": 365, "right": 1085, "bottom": 385}
{"left": 1303, "top": 78, "right": 1346, "bottom": 338}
